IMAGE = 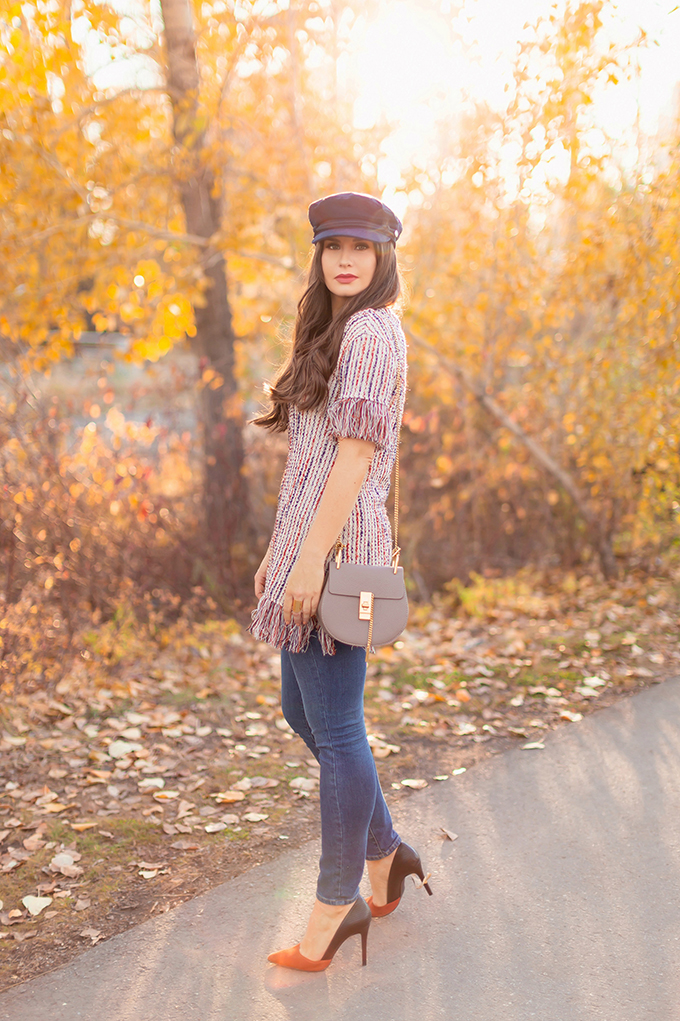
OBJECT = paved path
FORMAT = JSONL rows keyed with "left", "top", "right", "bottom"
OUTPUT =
{"left": 3, "top": 678, "right": 680, "bottom": 1021}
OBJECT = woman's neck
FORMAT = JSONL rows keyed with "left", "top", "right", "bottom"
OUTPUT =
{"left": 331, "top": 294, "right": 348, "bottom": 317}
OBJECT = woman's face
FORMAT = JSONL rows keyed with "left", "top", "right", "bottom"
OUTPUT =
{"left": 321, "top": 236, "right": 377, "bottom": 307}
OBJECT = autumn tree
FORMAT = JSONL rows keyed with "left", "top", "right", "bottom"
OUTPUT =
{"left": 397, "top": 1, "right": 678, "bottom": 584}
{"left": 0, "top": 0, "right": 380, "bottom": 589}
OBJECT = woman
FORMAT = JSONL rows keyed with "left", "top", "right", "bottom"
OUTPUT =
{"left": 250, "top": 192, "right": 432, "bottom": 972}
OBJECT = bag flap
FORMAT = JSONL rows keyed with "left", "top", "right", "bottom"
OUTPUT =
{"left": 325, "top": 564, "right": 405, "bottom": 600}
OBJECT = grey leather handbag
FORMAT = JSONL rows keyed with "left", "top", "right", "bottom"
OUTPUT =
{"left": 316, "top": 372, "right": 408, "bottom": 661}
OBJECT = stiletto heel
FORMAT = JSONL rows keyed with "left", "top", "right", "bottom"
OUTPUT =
{"left": 267, "top": 896, "right": 371, "bottom": 972}
{"left": 367, "top": 841, "right": 433, "bottom": 918}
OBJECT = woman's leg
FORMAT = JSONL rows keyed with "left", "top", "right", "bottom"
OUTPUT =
{"left": 284, "top": 630, "right": 400, "bottom": 906}
{"left": 280, "top": 647, "right": 320, "bottom": 761}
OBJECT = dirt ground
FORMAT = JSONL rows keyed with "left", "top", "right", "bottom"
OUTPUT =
{"left": 1, "top": 569, "right": 678, "bottom": 991}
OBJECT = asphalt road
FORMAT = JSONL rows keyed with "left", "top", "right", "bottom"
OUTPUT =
{"left": 2, "top": 676, "right": 680, "bottom": 1021}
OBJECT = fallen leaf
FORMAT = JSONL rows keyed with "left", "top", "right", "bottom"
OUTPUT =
{"left": 139, "top": 869, "right": 158, "bottom": 879}
{"left": 219, "top": 814, "right": 240, "bottom": 825}
{"left": 401, "top": 779, "right": 428, "bottom": 789}
{"left": 152, "top": 790, "right": 179, "bottom": 803}
{"left": 169, "top": 840, "right": 200, "bottom": 851}
{"left": 74, "top": 897, "right": 91, "bottom": 911}
{"left": 0, "top": 911, "right": 23, "bottom": 926}
{"left": 210, "top": 790, "right": 245, "bottom": 804}
{"left": 433, "top": 775, "right": 449, "bottom": 781}
{"left": 204, "top": 822, "right": 227, "bottom": 833}
{"left": 13, "top": 931, "right": 37, "bottom": 942}
{"left": 440, "top": 828, "right": 458, "bottom": 841}
{"left": 521, "top": 742, "right": 545, "bottom": 750}
{"left": 23, "top": 835, "right": 46, "bottom": 852}
{"left": 289, "top": 777, "right": 317, "bottom": 791}
{"left": 22, "top": 895, "right": 53, "bottom": 916}
{"left": 48, "top": 852, "right": 83, "bottom": 878}
{"left": 249, "top": 776, "right": 280, "bottom": 789}
{"left": 560, "top": 710, "right": 583, "bottom": 722}
{"left": 242, "top": 812, "right": 269, "bottom": 823}
{"left": 70, "top": 823, "right": 98, "bottom": 832}
{"left": 79, "top": 927, "right": 102, "bottom": 942}
{"left": 138, "top": 778, "right": 165, "bottom": 791}
{"left": 451, "top": 767, "right": 466, "bottom": 775}
{"left": 108, "top": 740, "right": 143, "bottom": 759}
{"left": 175, "top": 798, "right": 197, "bottom": 818}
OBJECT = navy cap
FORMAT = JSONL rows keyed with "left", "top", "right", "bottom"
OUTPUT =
{"left": 309, "top": 191, "right": 403, "bottom": 245}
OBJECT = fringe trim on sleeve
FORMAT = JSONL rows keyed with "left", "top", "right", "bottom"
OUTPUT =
{"left": 327, "top": 398, "right": 392, "bottom": 449}
{"left": 248, "top": 596, "right": 337, "bottom": 655}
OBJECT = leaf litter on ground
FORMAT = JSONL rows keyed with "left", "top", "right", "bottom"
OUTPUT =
{"left": 1, "top": 567, "right": 678, "bottom": 986}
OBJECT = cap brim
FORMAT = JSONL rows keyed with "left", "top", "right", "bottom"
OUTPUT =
{"left": 312, "top": 227, "right": 396, "bottom": 245}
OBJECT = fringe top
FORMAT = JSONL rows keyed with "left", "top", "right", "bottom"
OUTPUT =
{"left": 248, "top": 306, "right": 408, "bottom": 655}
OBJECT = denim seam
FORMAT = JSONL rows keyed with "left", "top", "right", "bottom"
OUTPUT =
{"left": 309, "top": 639, "right": 345, "bottom": 904}
{"left": 365, "top": 835, "right": 401, "bottom": 862}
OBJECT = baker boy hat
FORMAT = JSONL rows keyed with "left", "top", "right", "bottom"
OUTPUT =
{"left": 308, "top": 191, "right": 403, "bottom": 245}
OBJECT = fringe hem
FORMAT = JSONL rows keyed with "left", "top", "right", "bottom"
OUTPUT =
{"left": 327, "top": 398, "right": 392, "bottom": 449}
{"left": 248, "top": 596, "right": 337, "bottom": 655}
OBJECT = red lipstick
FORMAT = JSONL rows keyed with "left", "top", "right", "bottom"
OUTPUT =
{"left": 335, "top": 274, "right": 358, "bottom": 283}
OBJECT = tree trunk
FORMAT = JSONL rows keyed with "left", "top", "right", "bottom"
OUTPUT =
{"left": 159, "top": 0, "right": 251, "bottom": 586}
{"left": 406, "top": 329, "right": 619, "bottom": 580}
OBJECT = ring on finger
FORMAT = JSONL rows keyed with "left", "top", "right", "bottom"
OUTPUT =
{"left": 292, "top": 598, "right": 303, "bottom": 613}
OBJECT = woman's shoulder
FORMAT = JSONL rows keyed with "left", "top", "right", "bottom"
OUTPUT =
{"left": 338, "top": 306, "right": 402, "bottom": 363}
{"left": 343, "top": 305, "right": 401, "bottom": 338}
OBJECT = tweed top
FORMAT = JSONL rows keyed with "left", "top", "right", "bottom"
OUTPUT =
{"left": 248, "top": 306, "right": 407, "bottom": 655}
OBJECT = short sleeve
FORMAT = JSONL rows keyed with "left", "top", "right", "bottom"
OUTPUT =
{"left": 327, "top": 312, "right": 398, "bottom": 450}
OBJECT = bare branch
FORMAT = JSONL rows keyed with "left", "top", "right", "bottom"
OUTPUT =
{"left": 405, "top": 328, "right": 619, "bottom": 578}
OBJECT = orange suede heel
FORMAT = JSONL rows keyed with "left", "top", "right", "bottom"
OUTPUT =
{"left": 267, "top": 896, "right": 371, "bottom": 971}
{"left": 367, "top": 842, "right": 433, "bottom": 918}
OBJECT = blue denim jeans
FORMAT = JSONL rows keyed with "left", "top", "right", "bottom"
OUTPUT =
{"left": 281, "top": 629, "right": 401, "bottom": 905}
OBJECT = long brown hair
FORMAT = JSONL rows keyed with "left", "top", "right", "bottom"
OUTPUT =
{"left": 252, "top": 240, "right": 401, "bottom": 432}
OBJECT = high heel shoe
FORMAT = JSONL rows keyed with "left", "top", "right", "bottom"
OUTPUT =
{"left": 267, "top": 896, "right": 371, "bottom": 971}
{"left": 367, "top": 841, "right": 433, "bottom": 918}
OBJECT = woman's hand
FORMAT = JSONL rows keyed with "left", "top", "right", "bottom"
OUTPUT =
{"left": 283, "top": 552, "right": 325, "bottom": 626}
{"left": 254, "top": 544, "right": 272, "bottom": 600}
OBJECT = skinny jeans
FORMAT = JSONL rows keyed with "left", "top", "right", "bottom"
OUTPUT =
{"left": 281, "top": 629, "right": 401, "bottom": 905}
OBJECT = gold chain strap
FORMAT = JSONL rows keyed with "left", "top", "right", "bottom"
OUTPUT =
{"left": 365, "top": 599, "right": 374, "bottom": 664}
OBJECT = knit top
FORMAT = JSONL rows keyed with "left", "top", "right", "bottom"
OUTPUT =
{"left": 248, "top": 305, "right": 407, "bottom": 656}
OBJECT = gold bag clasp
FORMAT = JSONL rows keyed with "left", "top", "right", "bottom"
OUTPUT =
{"left": 358, "top": 591, "right": 374, "bottom": 621}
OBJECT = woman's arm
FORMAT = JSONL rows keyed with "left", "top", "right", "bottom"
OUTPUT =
{"left": 282, "top": 437, "right": 375, "bottom": 625}
{"left": 253, "top": 541, "right": 272, "bottom": 600}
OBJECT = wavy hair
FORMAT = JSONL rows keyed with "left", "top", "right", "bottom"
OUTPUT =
{"left": 252, "top": 240, "right": 401, "bottom": 432}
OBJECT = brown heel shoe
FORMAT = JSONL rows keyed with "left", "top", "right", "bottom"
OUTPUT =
{"left": 267, "top": 896, "right": 371, "bottom": 971}
{"left": 367, "top": 842, "right": 433, "bottom": 918}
